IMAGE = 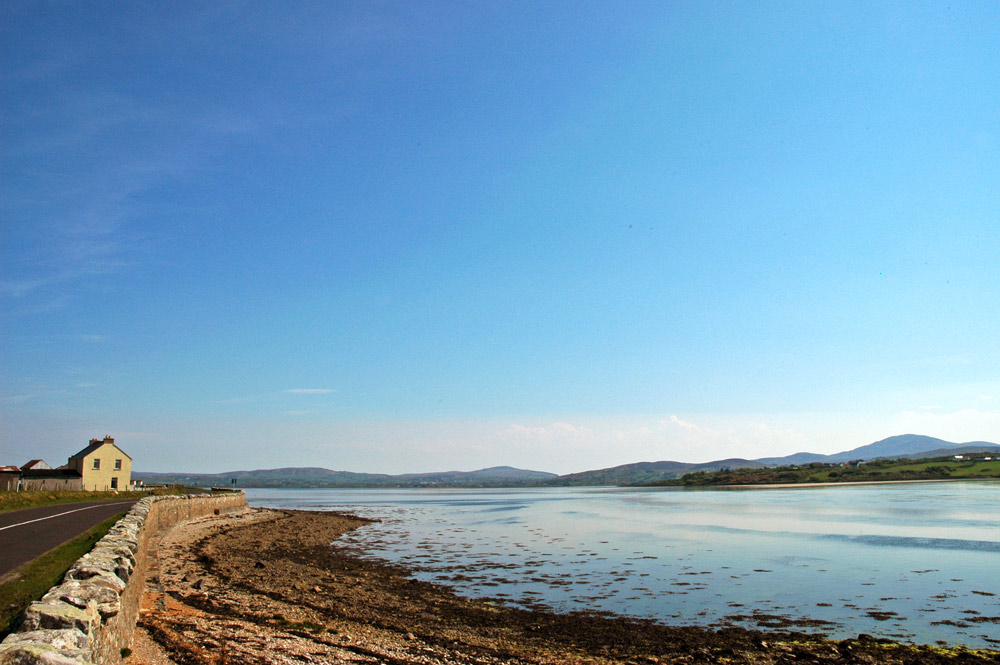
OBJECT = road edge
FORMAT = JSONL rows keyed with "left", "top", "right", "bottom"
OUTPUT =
{"left": 0, "top": 492, "right": 246, "bottom": 665}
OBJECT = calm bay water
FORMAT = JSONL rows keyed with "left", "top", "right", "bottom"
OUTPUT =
{"left": 245, "top": 482, "right": 1000, "bottom": 648}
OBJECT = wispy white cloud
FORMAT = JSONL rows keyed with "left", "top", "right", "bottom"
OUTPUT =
{"left": 5, "top": 409, "right": 935, "bottom": 477}
{"left": 499, "top": 422, "right": 594, "bottom": 441}
{"left": 1, "top": 276, "right": 61, "bottom": 299}
{"left": 661, "top": 414, "right": 709, "bottom": 435}
{"left": 0, "top": 379, "right": 103, "bottom": 406}
{"left": 2, "top": 77, "right": 275, "bottom": 310}
{"left": 492, "top": 422, "right": 601, "bottom": 469}
{"left": 608, "top": 415, "right": 816, "bottom": 462}
{"left": 491, "top": 415, "right": 817, "bottom": 469}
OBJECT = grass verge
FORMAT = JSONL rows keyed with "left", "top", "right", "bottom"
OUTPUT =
{"left": 0, "top": 512, "right": 124, "bottom": 638}
{"left": 0, "top": 486, "right": 211, "bottom": 514}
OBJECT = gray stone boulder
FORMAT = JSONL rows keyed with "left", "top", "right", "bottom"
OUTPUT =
{"left": 105, "top": 518, "right": 141, "bottom": 540}
{"left": 0, "top": 628, "right": 90, "bottom": 654}
{"left": 19, "top": 601, "right": 99, "bottom": 639}
{"left": 64, "top": 557, "right": 128, "bottom": 591}
{"left": 94, "top": 537, "right": 137, "bottom": 563}
{"left": 0, "top": 628, "right": 94, "bottom": 664}
{"left": 42, "top": 580, "right": 121, "bottom": 620}
{"left": 79, "top": 549, "right": 133, "bottom": 583}
{"left": 0, "top": 642, "right": 95, "bottom": 665}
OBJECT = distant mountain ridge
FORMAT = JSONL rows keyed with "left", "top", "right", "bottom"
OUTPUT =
{"left": 134, "top": 434, "right": 1000, "bottom": 488}
{"left": 544, "top": 434, "right": 1000, "bottom": 486}
{"left": 549, "top": 458, "right": 767, "bottom": 486}
{"left": 754, "top": 434, "right": 1000, "bottom": 465}
{"left": 135, "top": 465, "right": 557, "bottom": 488}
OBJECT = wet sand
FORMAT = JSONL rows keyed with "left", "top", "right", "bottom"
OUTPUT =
{"left": 132, "top": 508, "right": 998, "bottom": 664}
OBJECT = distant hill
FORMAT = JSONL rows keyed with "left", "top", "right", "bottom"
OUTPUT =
{"left": 826, "top": 434, "right": 957, "bottom": 462}
{"left": 547, "top": 435, "right": 1000, "bottom": 486}
{"left": 135, "top": 434, "right": 999, "bottom": 488}
{"left": 656, "top": 452, "right": 1000, "bottom": 487}
{"left": 134, "top": 465, "right": 557, "bottom": 488}
{"left": 547, "top": 458, "right": 767, "bottom": 486}
{"left": 897, "top": 443, "right": 1000, "bottom": 460}
{"left": 757, "top": 434, "right": 1000, "bottom": 466}
{"left": 754, "top": 452, "right": 829, "bottom": 466}
{"left": 690, "top": 457, "right": 766, "bottom": 472}
{"left": 549, "top": 461, "right": 697, "bottom": 486}
{"left": 400, "top": 466, "right": 555, "bottom": 481}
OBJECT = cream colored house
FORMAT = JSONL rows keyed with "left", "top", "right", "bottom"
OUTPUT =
{"left": 67, "top": 436, "right": 132, "bottom": 491}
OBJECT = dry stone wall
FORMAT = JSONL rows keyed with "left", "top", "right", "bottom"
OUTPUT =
{"left": 0, "top": 492, "right": 246, "bottom": 665}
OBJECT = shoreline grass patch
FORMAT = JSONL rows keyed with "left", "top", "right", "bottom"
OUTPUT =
{"left": 0, "top": 486, "right": 210, "bottom": 514}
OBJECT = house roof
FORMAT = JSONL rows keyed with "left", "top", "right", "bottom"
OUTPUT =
{"left": 68, "top": 441, "right": 103, "bottom": 460}
{"left": 0, "top": 466, "right": 20, "bottom": 473}
{"left": 69, "top": 438, "right": 133, "bottom": 462}
{"left": 22, "top": 459, "right": 49, "bottom": 470}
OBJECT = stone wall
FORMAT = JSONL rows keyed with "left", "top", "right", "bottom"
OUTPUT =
{"left": 0, "top": 492, "right": 246, "bottom": 665}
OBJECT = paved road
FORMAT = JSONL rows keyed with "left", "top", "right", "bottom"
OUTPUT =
{"left": 0, "top": 500, "right": 137, "bottom": 578}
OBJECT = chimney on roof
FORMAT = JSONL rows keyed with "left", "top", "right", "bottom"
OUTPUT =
{"left": 103, "top": 435, "right": 114, "bottom": 444}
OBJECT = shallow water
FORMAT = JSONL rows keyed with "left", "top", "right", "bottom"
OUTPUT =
{"left": 245, "top": 483, "right": 1000, "bottom": 648}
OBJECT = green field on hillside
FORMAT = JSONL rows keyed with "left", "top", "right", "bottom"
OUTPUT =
{"left": 652, "top": 454, "right": 1000, "bottom": 487}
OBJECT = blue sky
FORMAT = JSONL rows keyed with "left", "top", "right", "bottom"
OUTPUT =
{"left": 2, "top": 2, "right": 998, "bottom": 474}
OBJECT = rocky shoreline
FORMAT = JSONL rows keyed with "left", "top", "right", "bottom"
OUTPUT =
{"left": 132, "top": 509, "right": 998, "bottom": 664}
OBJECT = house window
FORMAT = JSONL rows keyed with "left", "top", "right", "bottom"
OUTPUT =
{"left": 110, "top": 477, "right": 118, "bottom": 490}
{"left": 114, "top": 459, "right": 122, "bottom": 470}
{"left": 93, "top": 459, "right": 100, "bottom": 470}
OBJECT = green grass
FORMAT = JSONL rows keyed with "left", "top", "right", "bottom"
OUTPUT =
{"left": 0, "top": 486, "right": 211, "bottom": 514}
{"left": 0, "top": 512, "right": 124, "bottom": 638}
{"left": 880, "top": 459, "right": 999, "bottom": 477}
{"left": 654, "top": 455, "right": 1000, "bottom": 487}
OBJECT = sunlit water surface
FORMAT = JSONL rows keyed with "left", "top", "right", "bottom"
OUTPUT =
{"left": 245, "top": 483, "right": 1000, "bottom": 648}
